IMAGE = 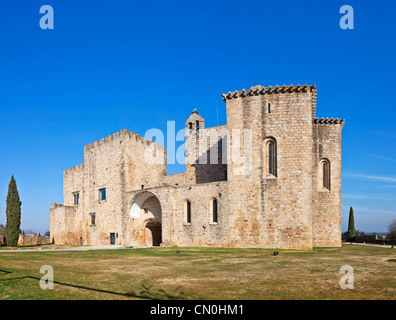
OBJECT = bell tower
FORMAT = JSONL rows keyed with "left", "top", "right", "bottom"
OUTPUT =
{"left": 185, "top": 108, "right": 205, "bottom": 134}
{"left": 184, "top": 109, "right": 205, "bottom": 183}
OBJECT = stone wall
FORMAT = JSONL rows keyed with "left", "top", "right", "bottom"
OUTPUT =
{"left": 38, "top": 236, "right": 51, "bottom": 244}
{"left": 16, "top": 233, "right": 49, "bottom": 246}
{"left": 51, "top": 129, "right": 167, "bottom": 246}
{"left": 312, "top": 119, "right": 344, "bottom": 247}
{"left": 223, "top": 86, "right": 316, "bottom": 249}
{"left": 50, "top": 204, "right": 79, "bottom": 245}
{"left": 123, "top": 181, "right": 229, "bottom": 247}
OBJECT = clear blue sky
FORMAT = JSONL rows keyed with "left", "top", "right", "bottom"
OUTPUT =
{"left": 0, "top": 0, "right": 395, "bottom": 234}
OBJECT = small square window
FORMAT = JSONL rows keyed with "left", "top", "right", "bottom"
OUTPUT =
{"left": 99, "top": 188, "right": 106, "bottom": 201}
{"left": 144, "top": 208, "right": 149, "bottom": 214}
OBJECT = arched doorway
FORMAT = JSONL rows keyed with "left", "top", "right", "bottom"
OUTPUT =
{"left": 129, "top": 191, "right": 162, "bottom": 247}
{"left": 143, "top": 218, "right": 162, "bottom": 246}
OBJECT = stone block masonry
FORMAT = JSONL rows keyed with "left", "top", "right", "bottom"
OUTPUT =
{"left": 50, "top": 83, "right": 344, "bottom": 250}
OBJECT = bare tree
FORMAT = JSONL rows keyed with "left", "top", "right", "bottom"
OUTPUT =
{"left": 387, "top": 219, "right": 396, "bottom": 245}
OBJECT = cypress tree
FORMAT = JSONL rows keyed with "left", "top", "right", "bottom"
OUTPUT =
{"left": 347, "top": 206, "right": 355, "bottom": 242}
{"left": 5, "top": 175, "right": 22, "bottom": 247}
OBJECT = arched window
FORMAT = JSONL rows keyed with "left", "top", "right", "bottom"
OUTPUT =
{"left": 320, "top": 159, "right": 330, "bottom": 190}
{"left": 186, "top": 201, "right": 191, "bottom": 224}
{"left": 265, "top": 138, "right": 277, "bottom": 177}
{"left": 268, "top": 142, "right": 275, "bottom": 175}
{"left": 212, "top": 199, "right": 218, "bottom": 223}
{"left": 196, "top": 120, "right": 200, "bottom": 133}
{"left": 188, "top": 122, "right": 193, "bottom": 135}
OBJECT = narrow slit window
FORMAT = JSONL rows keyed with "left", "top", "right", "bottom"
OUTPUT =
{"left": 268, "top": 142, "right": 276, "bottom": 175}
{"left": 265, "top": 138, "right": 277, "bottom": 177}
{"left": 186, "top": 201, "right": 191, "bottom": 224}
{"left": 212, "top": 199, "right": 218, "bottom": 223}
{"left": 268, "top": 103, "right": 271, "bottom": 114}
{"left": 90, "top": 214, "right": 96, "bottom": 225}
{"left": 320, "top": 159, "right": 331, "bottom": 190}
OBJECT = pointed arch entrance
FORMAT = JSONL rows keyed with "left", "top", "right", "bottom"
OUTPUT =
{"left": 129, "top": 191, "right": 162, "bottom": 247}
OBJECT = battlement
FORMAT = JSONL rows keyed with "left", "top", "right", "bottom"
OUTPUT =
{"left": 221, "top": 84, "right": 316, "bottom": 101}
{"left": 313, "top": 118, "right": 345, "bottom": 126}
{"left": 222, "top": 84, "right": 318, "bottom": 119}
{"left": 83, "top": 129, "right": 166, "bottom": 153}
{"left": 64, "top": 163, "right": 85, "bottom": 175}
{"left": 50, "top": 203, "right": 63, "bottom": 209}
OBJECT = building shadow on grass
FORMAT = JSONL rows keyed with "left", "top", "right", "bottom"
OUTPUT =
{"left": 0, "top": 269, "right": 12, "bottom": 275}
{"left": 0, "top": 269, "right": 186, "bottom": 300}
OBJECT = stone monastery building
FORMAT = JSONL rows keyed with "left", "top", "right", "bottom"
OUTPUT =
{"left": 50, "top": 84, "right": 344, "bottom": 250}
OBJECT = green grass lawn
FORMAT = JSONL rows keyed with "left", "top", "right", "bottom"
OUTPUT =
{"left": 0, "top": 245, "right": 395, "bottom": 300}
